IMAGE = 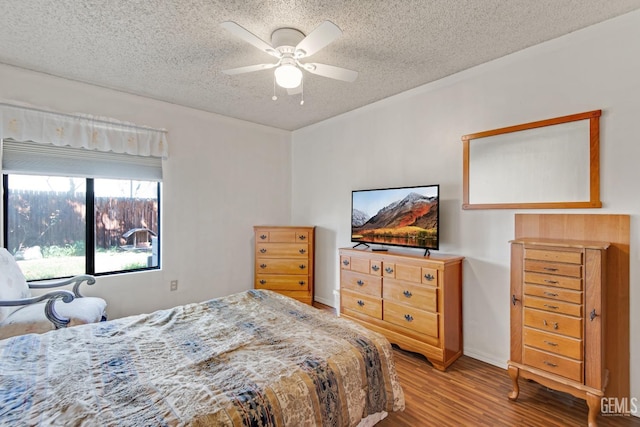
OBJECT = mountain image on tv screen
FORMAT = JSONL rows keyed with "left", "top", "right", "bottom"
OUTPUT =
{"left": 351, "top": 185, "right": 439, "bottom": 249}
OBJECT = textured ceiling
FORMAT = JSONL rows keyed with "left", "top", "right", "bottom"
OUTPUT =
{"left": 1, "top": 1, "right": 640, "bottom": 131}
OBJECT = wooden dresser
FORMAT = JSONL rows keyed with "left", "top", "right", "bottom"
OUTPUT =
{"left": 508, "top": 238, "right": 608, "bottom": 427}
{"left": 254, "top": 226, "right": 315, "bottom": 305}
{"left": 339, "top": 248, "right": 464, "bottom": 370}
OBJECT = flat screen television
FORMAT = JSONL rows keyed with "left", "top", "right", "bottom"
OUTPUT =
{"left": 351, "top": 184, "right": 439, "bottom": 253}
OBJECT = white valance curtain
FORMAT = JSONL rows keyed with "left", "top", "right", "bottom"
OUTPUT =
{"left": 0, "top": 100, "right": 168, "bottom": 159}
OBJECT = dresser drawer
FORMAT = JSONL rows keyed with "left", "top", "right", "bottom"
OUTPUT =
{"left": 523, "top": 295, "right": 582, "bottom": 317}
{"left": 341, "top": 290, "right": 382, "bottom": 319}
{"left": 256, "top": 243, "right": 308, "bottom": 258}
{"left": 394, "top": 263, "right": 422, "bottom": 283}
{"left": 524, "top": 248, "right": 583, "bottom": 265}
{"left": 523, "top": 346, "right": 583, "bottom": 382}
{"left": 255, "top": 230, "right": 272, "bottom": 242}
{"left": 340, "top": 255, "right": 351, "bottom": 269}
{"left": 383, "top": 300, "right": 438, "bottom": 337}
{"left": 370, "top": 260, "right": 382, "bottom": 275}
{"left": 524, "top": 259, "right": 582, "bottom": 278}
{"left": 294, "top": 230, "right": 310, "bottom": 242}
{"left": 383, "top": 279, "right": 437, "bottom": 312}
{"left": 524, "top": 327, "right": 583, "bottom": 360}
{"left": 524, "top": 284, "right": 582, "bottom": 305}
{"left": 255, "top": 275, "right": 309, "bottom": 291}
{"left": 341, "top": 270, "right": 382, "bottom": 297}
{"left": 256, "top": 258, "right": 309, "bottom": 275}
{"left": 524, "top": 272, "right": 582, "bottom": 291}
{"left": 347, "top": 257, "right": 373, "bottom": 274}
{"left": 383, "top": 262, "right": 396, "bottom": 278}
{"left": 422, "top": 267, "right": 438, "bottom": 285}
{"left": 255, "top": 230, "right": 292, "bottom": 243}
{"left": 256, "top": 230, "right": 310, "bottom": 243}
{"left": 524, "top": 308, "right": 582, "bottom": 339}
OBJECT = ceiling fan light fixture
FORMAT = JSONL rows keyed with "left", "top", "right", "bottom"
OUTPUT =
{"left": 274, "top": 64, "right": 303, "bottom": 89}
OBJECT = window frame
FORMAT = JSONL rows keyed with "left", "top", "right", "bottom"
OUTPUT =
{"left": 2, "top": 174, "right": 161, "bottom": 280}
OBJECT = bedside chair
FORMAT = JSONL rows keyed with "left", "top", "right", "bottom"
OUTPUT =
{"left": 0, "top": 248, "right": 107, "bottom": 340}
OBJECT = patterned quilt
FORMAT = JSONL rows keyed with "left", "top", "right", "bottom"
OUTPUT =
{"left": 0, "top": 289, "right": 404, "bottom": 426}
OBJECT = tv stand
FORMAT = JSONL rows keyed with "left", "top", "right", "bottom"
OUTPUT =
{"left": 352, "top": 242, "right": 370, "bottom": 249}
{"left": 424, "top": 249, "right": 431, "bottom": 257}
{"left": 372, "top": 247, "right": 388, "bottom": 252}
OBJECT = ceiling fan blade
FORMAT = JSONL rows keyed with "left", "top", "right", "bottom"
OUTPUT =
{"left": 304, "top": 63, "right": 358, "bottom": 82}
{"left": 220, "top": 21, "right": 280, "bottom": 58}
{"left": 295, "top": 21, "right": 342, "bottom": 57}
{"left": 287, "top": 86, "right": 303, "bottom": 95}
{"left": 222, "top": 63, "right": 278, "bottom": 75}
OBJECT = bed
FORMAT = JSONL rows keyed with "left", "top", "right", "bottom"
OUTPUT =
{"left": 0, "top": 289, "right": 404, "bottom": 426}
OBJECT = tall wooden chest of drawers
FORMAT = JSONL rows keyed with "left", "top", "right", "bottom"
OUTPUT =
{"left": 508, "top": 238, "right": 609, "bottom": 427}
{"left": 339, "top": 248, "right": 464, "bottom": 371}
{"left": 254, "top": 226, "right": 315, "bottom": 305}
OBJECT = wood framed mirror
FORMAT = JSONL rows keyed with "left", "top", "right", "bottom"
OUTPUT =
{"left": 462, "top": 110, "right": 601, "bottom": 210}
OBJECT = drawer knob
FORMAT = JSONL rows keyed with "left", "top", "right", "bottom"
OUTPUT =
{"left": 385, "top": 267, "right": 394, "bottom": 273}
{"left": 299, "top": 249, "right": 306, "bottom": 254}
{"left": 424, "top": 273, "right": 434, "bottom": 281}
{"left": 404, "top": 314, "right": 414, "bottom": 322}
{"left": 260, "top": 234, "right": 267, "bottom": 240}
{"left": 260, "top": 248, "right": 267, "bottom": 253}
{"left": 357, "top": 300, "right": 365, "bottom": 307}
{"left": 298, "top": 235, "right": 306, "bottom": 240}
{"left": 259, "top": 280, "right": 266, "bottom": 285}
{"left": 298, "top": 281, "right": 305, "bottom": 286}
{"left": 543, "top": 291, "right": 558, "bottom": 297}
{"left": 543, "top": 267, "right": 558, "bottom": 272}
{"left": 543, "top": 304, "right": 559, "bottom": 310}
{"left": 590, "top": 309, "right": 598, "bottom": 321}
{"left": 403, "top": 290, "right": 412, "bottom": 298}
{"left": 543, "top": 340, "right": 558, "bottom": 347}
{"left": 371, "top": 265, "right": 380, "bottom": 271}
{"left": 299, "top": 264, "right": 306, "bottom": 269}
{"left": 542, "top": 319, "right": 558, "bottom": 329}
{"left": 544, "top": 279, "right": 559, "bottom": 284}
{"left": 342, "top": 259, "right": 350, "bottom": 266}
{"left": 260, "top": 263, "right": 267, "bottom": 269}
{"left": 543, "top": 361, "right": 558, "bottom": 368}
{"left": 356, "top": 280, "right": 364, "bottom": 286}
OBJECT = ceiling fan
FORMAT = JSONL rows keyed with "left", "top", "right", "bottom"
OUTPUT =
{"left": 220, "top": 20, "right": 358, "bottom": 101}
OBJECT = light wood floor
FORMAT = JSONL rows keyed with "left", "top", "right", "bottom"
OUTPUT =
{"left": 313, "top": 302, "right": 640, "bottom": 426}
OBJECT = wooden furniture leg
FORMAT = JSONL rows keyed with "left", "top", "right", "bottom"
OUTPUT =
{"left": 508, "top": 365, "right": 520, "bottom": 401}
{"left": 586, "top": 392, "right": 600, "bottom": 427}
{"left": 428, "top": 358, "right": 446, "bottom": 371}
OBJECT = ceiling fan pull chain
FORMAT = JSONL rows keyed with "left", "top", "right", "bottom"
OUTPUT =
{"left": 272, "top": 75, "right": 278, "bottom": 101}
{"left": 300, "top": 76, "right": 304, "bottom": 106}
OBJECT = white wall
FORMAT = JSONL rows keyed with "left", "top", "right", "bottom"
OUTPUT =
{"left": 291, "top": 10, "right": 640, "bottom": 403}
{"left": 0, "top": 63, "right": 292, "bottom": 319}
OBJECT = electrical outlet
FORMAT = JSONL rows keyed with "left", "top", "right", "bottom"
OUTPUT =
{"left": 170, "top": 280, "right": 178, "bottom": 291}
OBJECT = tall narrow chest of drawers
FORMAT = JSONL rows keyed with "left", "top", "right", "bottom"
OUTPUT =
{"left": 254, "top": 226, "right": 315, "bottom": 305}
{"left": 508, "top": 238, "right": 609, "bottom": 427}
{"left": 339, "top": 248, "right": 464, "bottom": 371}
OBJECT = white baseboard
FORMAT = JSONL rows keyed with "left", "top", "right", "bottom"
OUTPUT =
{"left": 463, "top": 348, "right": 508, "bottom": 370}
{"left": 313, "top": 295, "right": 335, "bottom": 307}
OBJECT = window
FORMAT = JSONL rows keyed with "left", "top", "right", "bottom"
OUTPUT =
{"left": 3, "top": 174, "right": 160, "bottom": 281}
{"left": 0, "top": 102, "right": 168, "bottom": 281}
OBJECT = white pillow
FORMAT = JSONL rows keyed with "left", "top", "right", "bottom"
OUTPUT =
{"left": 0, "top": 248, "right": 31, "bottom": 322}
